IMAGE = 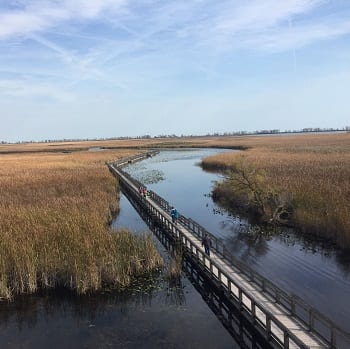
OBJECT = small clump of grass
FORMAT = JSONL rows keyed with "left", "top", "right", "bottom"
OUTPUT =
{"left": 165, "top": 248, "right": 183, "bottom": 283}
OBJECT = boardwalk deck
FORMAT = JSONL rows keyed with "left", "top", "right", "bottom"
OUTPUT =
{"left": 107, "top": 153, "right": 350, "bottom": 349}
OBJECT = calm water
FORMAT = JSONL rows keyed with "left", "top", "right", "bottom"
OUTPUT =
{"left": 0, "top": 281, "right": 241, "bottom": 349}
{"left": 114, "top": 149, "right": 350, "bottom": 332}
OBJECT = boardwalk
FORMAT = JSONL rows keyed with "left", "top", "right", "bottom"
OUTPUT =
{"left": 108, "top": 152, "right": 350, "bottom": 349}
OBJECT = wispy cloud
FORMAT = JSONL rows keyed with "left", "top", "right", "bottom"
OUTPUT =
{"left": 1, "top": 1, "right": 350, "bottom": 102}
{"left": 2, "top": 1, "right": 350, "bottom": 57}
{"left": 249, "top": 18, "right": 350, "bottom": 52}
{"left": 215, "top": 0, "right": 321, "bottom": 33}
{"left": 25, "top": 32, "right": 129, "bottom": 90}
{"left": 175, "top": 0, "right": 350, "bottom": 53}
{"left": 0, "top": 0, "right": 126, "bottom": 39}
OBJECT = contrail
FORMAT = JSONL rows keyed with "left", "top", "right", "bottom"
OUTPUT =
{"left": 288, "top": 16, "right": 297, "bottom": 73}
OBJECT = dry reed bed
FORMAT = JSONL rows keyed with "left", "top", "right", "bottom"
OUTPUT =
{"left": 201, "top": 133, "right": 350, "bottom": 248}
{"left": 0, "top": 150, "right": 162, "bottom": 300}
{"left": 2, "top": 133, "right": 345, "bottom": 154}
{"left": 0, "top": 138, "right": 204, "bottom": 153}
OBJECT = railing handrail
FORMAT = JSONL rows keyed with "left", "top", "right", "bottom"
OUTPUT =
{"left": 108, "top": 154, "right": 350, "bottom": 348}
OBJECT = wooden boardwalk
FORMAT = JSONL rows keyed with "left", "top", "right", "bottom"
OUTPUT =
{"left": 108, "top": 152, "right": 350, "bottom": 349}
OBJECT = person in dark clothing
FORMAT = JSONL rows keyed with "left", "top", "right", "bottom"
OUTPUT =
{"left": 202, "top": 234, "right": 211, "bottom": 256}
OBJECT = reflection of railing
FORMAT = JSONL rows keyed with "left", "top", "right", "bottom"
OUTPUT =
{"left": 183, "top": 256, "right": 272, "bottom": 349}
{"left": 108, "top": 154, "right": 350, "bottom": 349}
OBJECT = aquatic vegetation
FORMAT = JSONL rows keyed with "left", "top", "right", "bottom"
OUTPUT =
{"left": 165, "top": 248, "right": 183, "bottom": 282}
{"left": 134, "top": 169, "right": 165, "bottom": 185}
{"left": 0, "top": 150, "right": 162, "bottom": 300}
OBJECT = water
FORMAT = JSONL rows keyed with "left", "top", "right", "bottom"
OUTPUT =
{"left": 115, "top": 148, "right": 237, "bottom": 236}
{"left": 88, "top": 147, "right": 106, "bottom": 152}
{"left": 114, "top": 149, "right": 350, "bottom": 333}
{"left": 0, "top": 282, "right": 240, "bottom": 349}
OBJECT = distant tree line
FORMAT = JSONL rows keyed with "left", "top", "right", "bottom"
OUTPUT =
{"left": 1, "top": 126, "right": 349, "bottom": 144}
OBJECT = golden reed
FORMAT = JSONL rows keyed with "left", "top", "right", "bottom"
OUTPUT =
{"left": 201, "top": 133, "right": 350, "bottom": 249}
{"left": 0, "top": 150, "right": 162, "bottom": 300}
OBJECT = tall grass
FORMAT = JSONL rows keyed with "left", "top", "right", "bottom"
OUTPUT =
{"left": 165, "top": 248, "right": 183, "bottom": 281}
{"left": 201, "top": 133, "right": 350, "bottom": 249}
{"left": 0, "top": 150, "right": 162, "bottom": 300}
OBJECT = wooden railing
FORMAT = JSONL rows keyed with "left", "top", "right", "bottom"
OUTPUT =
{"left": 108, "top": 154, "right": 350, "bottom": 349}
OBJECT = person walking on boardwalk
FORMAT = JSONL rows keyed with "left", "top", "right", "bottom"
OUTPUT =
{"left": 202, "top": 234, "right": 211, "bottom": 256}
{"left": 170, "top": 207, "right": 179, "bottom": 224}
{"left": 142, "top": 187, "right": 148, "bottom": 198}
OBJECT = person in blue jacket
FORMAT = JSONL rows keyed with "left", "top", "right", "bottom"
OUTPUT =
{"left": 170, "top": 207, "right": 179, "bottom": 224}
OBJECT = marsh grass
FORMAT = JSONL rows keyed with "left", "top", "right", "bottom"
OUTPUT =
{"left": 0, "top": 150, "right": 162, "bottom": 300}
{"left": 166, "top": 248, "right": 183, "bottom": 281}
{"left": 201, "top": 133, "right": 350, "bottom": 248}
{"left": 1, "top": 133, "right": 349, "bottom": 298}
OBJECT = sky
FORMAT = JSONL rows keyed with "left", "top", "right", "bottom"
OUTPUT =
{"left": 0, "top": 0, "right": 349, "bottom": 142}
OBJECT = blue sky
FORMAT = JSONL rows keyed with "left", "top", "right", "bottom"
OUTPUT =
{"left": 0, "top": 0, "right": 349, "bottom": 142}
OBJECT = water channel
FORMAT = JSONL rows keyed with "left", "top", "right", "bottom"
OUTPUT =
{"left": 114, "top": 149, "right": 350, "bottom": 332}
{"left": 0, "top": 148, "right": 349, "bottom": 348}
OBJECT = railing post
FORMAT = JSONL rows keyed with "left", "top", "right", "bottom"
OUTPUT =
{"left": 266, "top": 315, "right": 271, "bottom": 340}
{"left": 239, "top": 289, "right": 243, "bottom": 310}
{"left": 309, "top": 309, "right": 314, "bottom": 330}
{"left": 223, "top": 245, "right": 226, "bottom": 258}
{"left": 251, "top": 301, "right": 256, "bottom": 321}
{"left": 228, "top": 280, "right": 232, "bottom": 294}
{"left": 291, "top": 295, "right": 295, "bottom": 315}
{"left": 276, "top": 289, "right": 280, "bottom": 303}
{"left": 331, "top": 327, "right": 337, "bottom": 349}
{"left": 284, "top": 331, "right": 290, "bottom": 349}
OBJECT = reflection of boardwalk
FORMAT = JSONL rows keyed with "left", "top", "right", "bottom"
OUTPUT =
{"left": 108, "top": 153, "right": 350, "bottom": 349}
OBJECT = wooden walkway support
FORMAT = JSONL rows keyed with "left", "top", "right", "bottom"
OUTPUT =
{"left": 107, "top": 152, "right": 350, "bottom": 349}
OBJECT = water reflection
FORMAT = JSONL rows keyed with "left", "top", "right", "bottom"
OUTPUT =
{"left": 335, "top": 250, "right": 350, "bottom": 275}
{"left": 208, "top": 176, "right": 350, "bottom": 276}
{"left": 183, "top": 258, "right": 271, "bottom": 349}
{"left": 0, "top": 274, "right": 238, "bottom": 349}
{"left": 213, "top": 190, "right": 350, "bottom": 277}
{"left": 0, "top": 265, "right": 273, "bottom": 349}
